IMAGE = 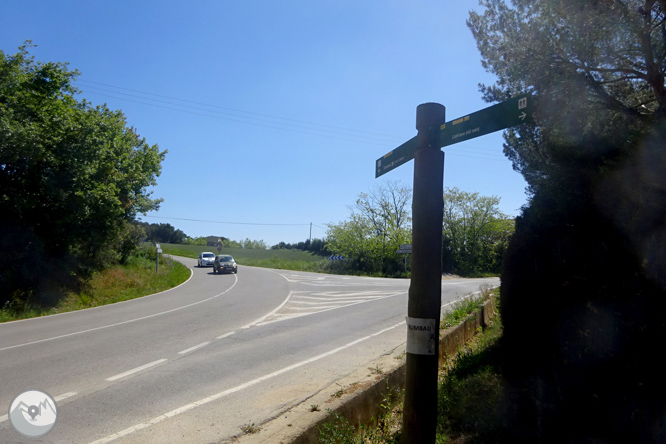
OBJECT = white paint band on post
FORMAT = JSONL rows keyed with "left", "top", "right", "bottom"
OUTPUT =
{"left": 405, "top": 317, "right": 437, "bottom": 355}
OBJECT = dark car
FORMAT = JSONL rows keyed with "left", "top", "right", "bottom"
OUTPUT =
{"left": 213, "top": 255, "right": 237, "bottom": 274}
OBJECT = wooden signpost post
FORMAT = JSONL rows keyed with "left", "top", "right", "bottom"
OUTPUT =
{"left": 376, "top": 94, "right": 533, "bottom": 443}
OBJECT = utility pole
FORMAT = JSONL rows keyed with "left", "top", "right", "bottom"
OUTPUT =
{"left": 402, "top": 103, "right": 445, "bottom": 444}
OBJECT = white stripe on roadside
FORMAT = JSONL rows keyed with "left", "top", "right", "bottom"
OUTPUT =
{"left": 241, "top": 291, "right": 294, "bottom": 329}
{"left": 106, "top": 359, "right": 168, "bottom": 382}
{"left": 177, "top": 342, "right": 210, "bottom": 355}
{"left": 0, "top": 274, "right": 238, "bottom": 352}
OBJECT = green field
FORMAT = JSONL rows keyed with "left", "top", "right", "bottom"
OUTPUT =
{"left": 160, "top": 243, "right": 330, "bottom": 272}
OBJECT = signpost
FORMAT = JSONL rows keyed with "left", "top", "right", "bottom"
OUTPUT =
{"left": 396, "top": 244, "right": 412, "bottom": 272}
{"left": 376, "top": 94, "right": 533, "bottom": 443}
{"left": 155, "top": 243, "right": 161, "bottom": 273}
{"left": 376, "top": 93, "right": 532, "bottom": 178}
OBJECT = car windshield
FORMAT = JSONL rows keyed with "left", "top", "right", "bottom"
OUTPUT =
{"left": 202, "top": 253, "right": 215, "bottom": 258}
{"left": 218, "top": 256, "right": 233, "bottom": 262}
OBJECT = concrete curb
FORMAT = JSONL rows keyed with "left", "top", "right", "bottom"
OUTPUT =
{"left": 234, "top": 296, "right": 497, "bottom": 444}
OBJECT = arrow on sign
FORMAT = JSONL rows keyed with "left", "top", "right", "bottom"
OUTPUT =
{"left": 329, "top": 255, "right": 345, "bottom": 261}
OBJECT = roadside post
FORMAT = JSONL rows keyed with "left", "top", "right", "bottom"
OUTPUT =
{"left": 375, "top": 93, "right": 533, "bottom": 443}
{"left": 155, "top": 243, "right": 161, "bottom": 273}
{"left": 404, "top": 103, "right": 446, "bottom": 444}
{"left": 396, "top": 244, "right": 412, "bottom": 272}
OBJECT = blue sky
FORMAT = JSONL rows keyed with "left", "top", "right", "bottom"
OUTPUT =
{"left": 1, "top": 1, "right": 528, "bottom": 247}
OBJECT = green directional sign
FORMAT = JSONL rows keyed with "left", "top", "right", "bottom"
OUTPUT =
{"left": 375, "top": 93, "right": 533, "bottom": 178}
{"left": 375, "top": 135, "right": 417, "bottom": 178}
{"left": 440, "top": 93, "right": 532, "bottom": 147}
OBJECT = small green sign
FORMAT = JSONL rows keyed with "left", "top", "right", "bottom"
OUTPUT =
{"left": 439, "top": 94, "right": 532, "bottom": 147}
{"left": 375, "top": 136, "right": 417, "bottom": 178}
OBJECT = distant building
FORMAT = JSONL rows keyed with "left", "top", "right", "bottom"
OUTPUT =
{"left": 206, "top": 236, "right": 220, "bottom": 247}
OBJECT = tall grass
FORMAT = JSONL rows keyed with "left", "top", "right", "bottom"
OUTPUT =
{"left": 440, "top": 286, "right": 494, "bottom": 329}
{"left": 0, "top": 252, "right": 190, "bottom": 323}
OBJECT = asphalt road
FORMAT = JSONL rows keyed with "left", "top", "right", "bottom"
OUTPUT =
{"left": 0, "top": 257, "right": 498, "bottom": 444}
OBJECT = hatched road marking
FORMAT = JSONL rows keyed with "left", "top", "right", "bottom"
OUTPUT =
{"left": 254, "top": 290, "right": 405, "bottom": 326}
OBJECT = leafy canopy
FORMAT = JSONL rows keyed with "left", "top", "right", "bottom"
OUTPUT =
{"left": 468, "top": 0, "right": 666, "bottom": 192}
{"left": 326, "top": 181, "right": 412, "bottom": 275}
{"left": 442, "top": 187, "right": 513, "bottom": 276}
{"left": 0, "top": 42, "right": 166, "bottom": 301}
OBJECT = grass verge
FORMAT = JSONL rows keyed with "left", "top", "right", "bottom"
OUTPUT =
{"left": 318, "top": 288, "right": 502, "bottom": 444}
{"left": 0, "top": 253, "right": 190, "bottom": 323}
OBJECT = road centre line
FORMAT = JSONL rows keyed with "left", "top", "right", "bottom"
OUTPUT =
{"left": 216, "top": 331, "right": 236, "bottom": 340}
{"left": 0, "top": 274, "right": 238, "bottom": 352}
{"left": 87, "top": 320, "right": 406, "bottom": 444}
{"left": 106, "top": 359, "right": 168, "bottom": 382}
{"left": 0, "top": 391, "right": 78, "bottom": 423}
{"left": 178, "top": 342, "right": 210, "bottom": 355}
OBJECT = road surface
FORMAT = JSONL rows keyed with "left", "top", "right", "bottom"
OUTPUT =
{"left": 0, "top": 257, "right": 498, "bottom": 443}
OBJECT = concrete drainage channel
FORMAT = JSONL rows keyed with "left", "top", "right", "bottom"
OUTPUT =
{"left": 235, "top": 296, "right": 497, "bottom": 444}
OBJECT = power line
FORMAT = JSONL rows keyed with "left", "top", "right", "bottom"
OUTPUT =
{"left": 81, "top": 90, "right": 396, "bottom": 147}
{"left": 76, "top": 79, "right": 402, "bottom": 143}
{"left": 76, "top": 79, "right": 511, "bottom": 162}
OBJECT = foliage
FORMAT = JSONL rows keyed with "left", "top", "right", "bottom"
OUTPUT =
{"left": 470, "top": 1, "right": 666, "bottom": 441}
{"left": 271, "top": 237, "right": 330, "bottom": 256}
{"left": 442, "top": 187, "right": 513, "bottom": 276}
{"left": 440, "top": 289, "right": 492, "bottom": 329}
{"left": 437, "top": 323, "right": 507, "bottom": 444}
{"left": 468, "top": 0, "right": 666, "bottom": 195}
{"left": 0, "top": 245, "right": 189, "bottom": 322}
{"left": 326, "top": 181, "right": 412, "bottom": 276}
{"left": 0, "top": 43, "right": 165, "bottom": 305}
{"left": 240, "top": 238, "right": 267, "bottom": 249}
{"left": 136, "top": 221, "right": 186, "bottom": 244}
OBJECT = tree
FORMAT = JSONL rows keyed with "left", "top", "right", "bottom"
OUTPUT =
{"left": 270, "top": 238, "right": 330, "bottom": 255}
{"left": 469, "top": 2, "right": 666, "bottom": 441}
{"left": 442, "top": 187, "right": 513, "bottom": 276}
{"left": 0, "top": 43, "right": 166, "bottom": 304}
{"left": 138, "top": 222, "right": 187, "bottom": 244}
{"left": 241, "top": 238, "right": 267, "bottom": 249}
{"left": 468, "top": 0, "right": 666, "bottom": 194}
{"left": 326, "top": 181, "right": 412, "bottom": 275}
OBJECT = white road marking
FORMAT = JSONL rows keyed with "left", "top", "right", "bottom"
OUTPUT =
{"left": 441, "top": 285, "right": 499, "bottom": 310}
{"left": 0, "top": 265, "right": 194, "bottom": 326}
{"left": 216, "top": 331, "right": 236, "bottom": 340}
{"left": 87, "top": 321, "right": 406, "bottom": 444}
{"left": 106, "top": 360, "right": 168, "bottom": 382}
{"left": 241, "top": 291, "right": 294, "bottom": 329}
{"left": 0, "top": 274, "right": 238, "bottom": 352}
{"left": 178, "top": 342, "right": 210, "bottom": 355}
{"left": 0, "top": 391, "right": 78, "bottom": 423}
{"left": 254, "top": 290, "right": 405, "bottom": 326}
